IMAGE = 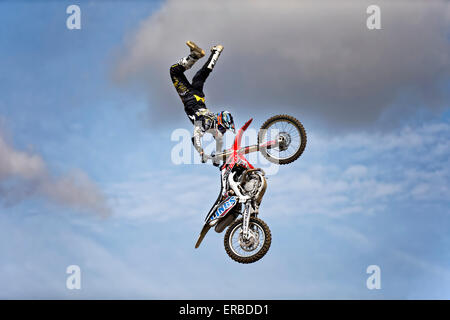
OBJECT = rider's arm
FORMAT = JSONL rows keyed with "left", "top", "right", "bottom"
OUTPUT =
{"left": 192, "top": 124, "right": 205, "bottom": 156}
{"left": 213, "top": 131, "right": 223, "bottom": 164}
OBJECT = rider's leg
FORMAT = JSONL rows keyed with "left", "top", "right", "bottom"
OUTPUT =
{"left": 170, "top": 63, "right": 193, "bottom": 98}
{"left": 207, "top": 45, "right": 224, "bottom": 70}
{"left": 177, "top": 41, "right": 205, "bottom": 70}
{"left": 186, "top": 41, "right": 205, "bottom": 60}
{"left": 191, "top": 45, "right": 224, "bottom": 92}
{"left": 170, "top": 41, "right": 206, "bottom": 97}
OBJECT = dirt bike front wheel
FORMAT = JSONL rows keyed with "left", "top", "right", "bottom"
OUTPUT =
{"left": 224, "top": 217, "right": 271, "bottom": 264}
{"left": 258, "top": 114, "right": 307, "bottom": 165}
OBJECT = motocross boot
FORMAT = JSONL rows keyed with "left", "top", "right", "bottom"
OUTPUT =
{"left": 186, "top": 41, "right": 205, "bottom": 59}
{"left": 178, "top": 41, "right": 205, "bottom": 70}
{"left": 211, "top": 45, "right": 224, "bottom": 53}
{"left": 207, "top": 45, "right": 224, "bottom": 70}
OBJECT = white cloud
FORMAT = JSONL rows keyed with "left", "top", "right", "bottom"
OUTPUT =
{"left": 106, "top": 170, "right": 217, "bottom": 221}
{"left": 252, "top": 120, "right": 449, "bottom": 217}
{"left": 106, "top": 119, "right": 449, "bottom": 222}
{"left": 344, "top": 165, "right": 368, "bottom": 178}
{"left": 0, "top": 214, "right": 155, "bottom": 298}
{"left": 0, "top": 131, "right": 110, "bottom": 216}
{"left": 0, "top": 134, "right": 45, "bottom": 180}
{"left": 114, "top": 0, "right": 450, "bottom": 130}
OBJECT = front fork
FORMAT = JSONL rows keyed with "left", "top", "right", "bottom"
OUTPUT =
{"left": 242, "top": 203, "right": 251, "bottom": 239}
{"left": 242, "top": 201, "right": 258, "bottom": 239}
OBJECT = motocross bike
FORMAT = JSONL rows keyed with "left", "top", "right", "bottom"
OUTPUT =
{"left": 195, "top": 114, "right": 307, "bottom": 264}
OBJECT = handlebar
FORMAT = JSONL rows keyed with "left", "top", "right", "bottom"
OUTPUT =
{"left": 203, "top": 144, "right": 260, "bottom": 162}
{"left": 201, "top": 139, "right": 277, "bottom": 163}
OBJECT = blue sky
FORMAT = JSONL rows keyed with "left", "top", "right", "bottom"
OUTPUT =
{"left": 0, "top": 0, "right": 449, "bottom": 299}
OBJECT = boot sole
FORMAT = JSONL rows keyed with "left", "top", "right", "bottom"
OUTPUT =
{"left": 186, "top": 41, "right": 205, "bottom": 58}
{"left": 211, "top": 45, "right": 224, "bottom": 53}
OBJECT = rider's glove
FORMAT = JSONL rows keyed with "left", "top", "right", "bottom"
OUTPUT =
{"left": 200, "top": 150, "right": 207, "bottom": 163}
{"left": 211, "top": 151, "right": 220, "bottom": 167}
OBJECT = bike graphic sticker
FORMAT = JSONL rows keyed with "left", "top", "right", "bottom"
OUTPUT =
{"left": 210, "top": 196, "right": 237, "bottom": 221}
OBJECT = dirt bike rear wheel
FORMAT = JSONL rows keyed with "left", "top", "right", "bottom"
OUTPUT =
{"left": 224, "top": 217, "right": 271, "bottom": 264}
{"left": 258, "top": 114, "right": 307, "bottom": 165}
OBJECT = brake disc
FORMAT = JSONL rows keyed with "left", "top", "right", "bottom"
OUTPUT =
{"left": 239, "top": 229, "right": 260, "bottom": 252}
{"left": 278, "top": 132, "right": 291, "bottom": 151}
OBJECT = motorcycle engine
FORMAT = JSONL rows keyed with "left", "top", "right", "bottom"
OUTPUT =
{"left": 243, "top": 177, "right": 259, "bottom": 195}
{"left": 241, "top": 171, "right": 266, "bottom": 202}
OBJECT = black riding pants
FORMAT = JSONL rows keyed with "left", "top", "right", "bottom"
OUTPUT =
{"left": 170, "top": 52, "right": 214, "bottom": 123}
